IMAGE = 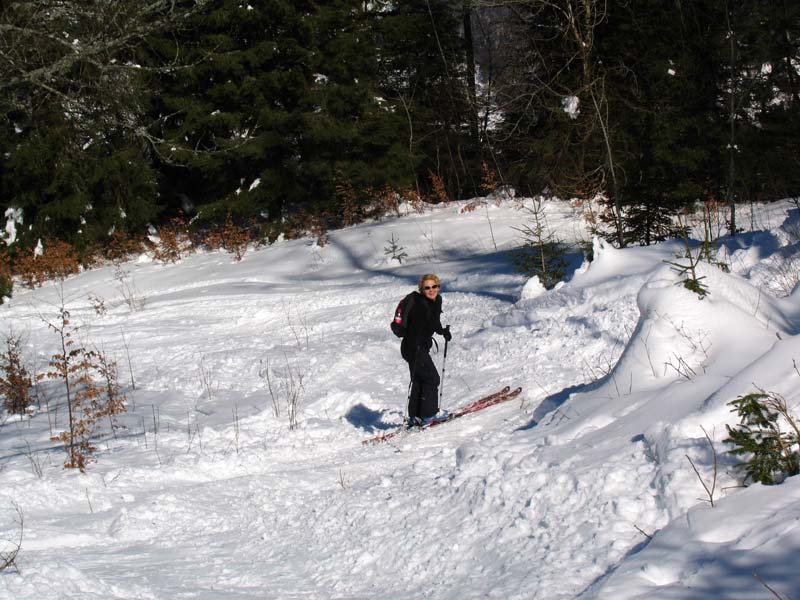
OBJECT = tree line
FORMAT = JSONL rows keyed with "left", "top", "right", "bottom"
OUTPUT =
{"left": 1, "top": 0, "right": 798, "bottom": 265}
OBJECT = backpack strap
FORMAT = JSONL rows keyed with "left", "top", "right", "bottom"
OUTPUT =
{"left": 402, "top": 292, "right": 415, "bottom": 321}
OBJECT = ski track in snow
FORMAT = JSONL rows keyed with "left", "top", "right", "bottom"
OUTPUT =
{"left": 2, "top": 199, "right": 800, "bottom": 599}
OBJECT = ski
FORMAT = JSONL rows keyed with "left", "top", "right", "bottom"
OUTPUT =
{"left": 428, "top": 386, "right": 522, "bottom": 428}
{"left": 362, "top": 386, "right": 521, "bottom": 446}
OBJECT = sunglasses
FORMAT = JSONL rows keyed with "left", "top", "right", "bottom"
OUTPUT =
{"left": 423, "top": 284, "right": 440, "bottom": 291}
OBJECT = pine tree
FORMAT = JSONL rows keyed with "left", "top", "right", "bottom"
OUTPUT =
{"left": 145, "top": 1, "right": 411, "bottom": 229}
{"left": 0, "top": 1, "right": 192, "bottom": 253}
{"left": 373, "top": 1, "right": 482, "bottom": 200}
{"left": 144, "top": 0, "right": 316, "bottom": 224}
{"left": 512, "top": 197, "right": 568, "bottom": 289}
{"left": 725, "top": 392, "right": 800, "bottom": 485}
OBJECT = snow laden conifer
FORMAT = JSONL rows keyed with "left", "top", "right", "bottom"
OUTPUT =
{"left": 725, "top": 391, "right": 800, "bottom": 485}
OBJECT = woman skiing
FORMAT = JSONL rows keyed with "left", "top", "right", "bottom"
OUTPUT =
{"left": 401, "top": 274, "right": 452, "bottom": 427}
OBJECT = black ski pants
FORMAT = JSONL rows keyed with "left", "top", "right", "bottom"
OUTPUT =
{"left": 406, "top": 348, "right": 440, "bottom": 421}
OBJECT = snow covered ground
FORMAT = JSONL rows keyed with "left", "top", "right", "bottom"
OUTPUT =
{"left": 1, "top": 198, "right": 800, "bottom": 599}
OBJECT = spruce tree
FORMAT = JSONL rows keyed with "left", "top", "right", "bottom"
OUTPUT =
{"left": 146, "top": 0, "right": 410, "bottom": 229}
{"left": 372, "top": 1, "right": 482, "bottom": 200}
{"left": 0, "top": 1, "right": 194, "bottom": 251}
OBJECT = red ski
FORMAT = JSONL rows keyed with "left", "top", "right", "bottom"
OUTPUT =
{"left": 362, "top": 386, "right": 522, "bottom": 446}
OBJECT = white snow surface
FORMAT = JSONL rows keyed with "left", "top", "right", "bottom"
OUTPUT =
{"left": 1, "top": 198, "right": 800, "bottom": 599}
{"left": 2, "top": 208, "right": 22, "bottom": 246}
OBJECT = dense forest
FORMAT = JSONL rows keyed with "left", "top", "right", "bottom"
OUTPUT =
{"left": 1, "top": 1, "right": 798, "bottom": 271}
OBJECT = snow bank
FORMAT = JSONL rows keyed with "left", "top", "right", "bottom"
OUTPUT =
{"left": 2, "top": 199, "right": 800, "bottom": 600}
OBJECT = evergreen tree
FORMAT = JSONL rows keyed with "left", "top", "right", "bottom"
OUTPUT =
{"left": 302, "top": 0, "right": 411, "bottom": 222}
{"left": 480, "top": 0, "right": 769, "bottom": 244}
{"left": 725, "top": 391, "right": 800, "bottom": 485}
{"left": 0, "top": 1, "right": 197, "bottom": 251}
{"left": 603, "top": 0, "right": 727, "bottom": 243}
{"left": 145, "top": 0, "right": 410, "bottom": 229}
{"left": 719, "top": 0, "right": 800, "bottom": 210}
{"left": 144, "top": 0, "right": 316, "bottom": 224}
{"left": 372, "top": 1, "right": 482, "bottom": 200}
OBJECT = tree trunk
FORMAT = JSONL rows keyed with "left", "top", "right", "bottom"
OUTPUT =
{"left": 727, "top": 0, "right": 737, "bottom": 236}
{"left": 463, "top": 3, "right": 480, "bottom": 144}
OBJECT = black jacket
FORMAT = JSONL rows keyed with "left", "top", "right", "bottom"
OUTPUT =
{"left": 401, "top": 292, "right": 445, "bottom": 363}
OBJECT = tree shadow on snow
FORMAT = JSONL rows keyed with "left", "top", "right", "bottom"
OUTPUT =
{"left": 344, "top": 404, "right": 396, "bottom": 432}
{"left": 328, "top": 232, "right": 589, "bottom": 308}
{"left": 717, "top": 229, "right": 782, "bottom": 259}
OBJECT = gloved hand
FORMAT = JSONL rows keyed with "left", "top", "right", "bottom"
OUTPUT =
{"left": 442, "top": 326, "right": 452, "bottom": 342}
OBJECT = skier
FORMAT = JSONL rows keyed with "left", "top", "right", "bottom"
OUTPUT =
{"left": 401, "top": 274, "right": 452, "bottom": 427}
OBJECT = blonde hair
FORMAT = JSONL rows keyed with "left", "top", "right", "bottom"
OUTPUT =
{"left": 418, "top": 273, "right": 441, "bottom": 292}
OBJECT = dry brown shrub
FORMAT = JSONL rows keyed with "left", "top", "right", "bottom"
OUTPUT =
{"left": 378, "top": 184, "right": 400, "bottom": 217}
{"left": 0, "top": 333, "right": 33, "bottom": 415}
{"left": 220, "top": 212, "right": 252, "bottom": 261}
{"left": 203, "top": 228, "right": 224, "bottom": 251}
{"left": 95, "top": 349, "right": 127, "bottom": 435}
{"left": 460, "top": 199, "right": 485, "bottom": 214}
{"left": 105, "top": 231, "right": 146, "bottom": 264}
{"left": 0, "top": 251, "right": 11, "bottom": 298}
{"left": 480, "top": 161, "right": 499, "bottom": 195}
{"left": 152, "top": 214, "right": 193, "bottom": 264}
{"left": 570, "top": 197, "right": 599, "bottom": 229}
{"left": 283, "top": 210, "right": 310, "bottom": 240}
{"left": 282, "top": 210, "right": 329, "bottom": 246}
{"left": 41, "top": 308, "right": 126, "bottom": 471}
{"left": 428, "top": 170, "right": 450, "bottom": 204}
{"left": 336, "top": 177, "right": 361, "bottom": 226}
{"left": 14, "top": 239, "right": 80, "bottom": 288}
{"left": 401, "top": 188, "right": 428, "bottom": 214}
{"left": 309, "top": 212, "right": 329, "bottom": 247}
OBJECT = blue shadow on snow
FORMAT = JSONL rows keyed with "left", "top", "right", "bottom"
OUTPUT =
{"left": 344, "top": 404, "right": 395, "bottom": 432}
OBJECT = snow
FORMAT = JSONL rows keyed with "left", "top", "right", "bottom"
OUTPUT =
{"left": 562, "top": 95, "right": 580, "bottom": 119}
{"left": 1, "top": 198, "right": 800, "bottom": 599}
{"left": 2, "top": 208, "right": 23, "bottom": 246}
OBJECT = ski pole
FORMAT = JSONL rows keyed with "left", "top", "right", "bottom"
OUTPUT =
{"left": 439, "top": 326, "right": 449, "bottom": 411}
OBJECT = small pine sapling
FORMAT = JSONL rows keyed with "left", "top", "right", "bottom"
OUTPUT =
{"left": 512, "top": 197, "right": 568, "bottom": 289}
{"left": 724, "top": 391, "right": 800, "bottom": 485}
{"left": 663, "top": 220, "right": 709, "bottom": 299}
{"left": 384, "top": 233, "right": 408, "bottom": 264}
